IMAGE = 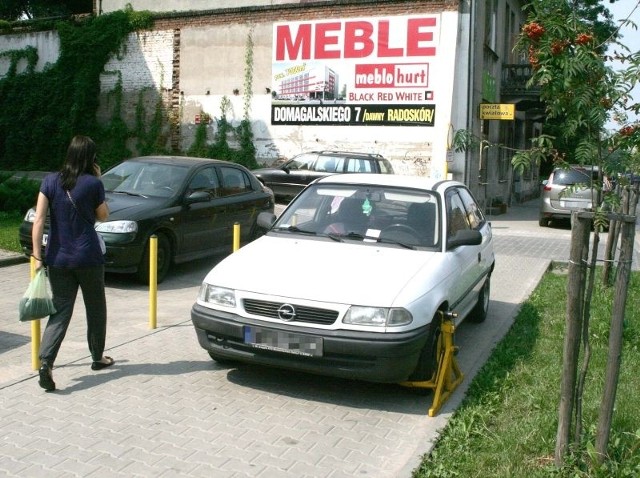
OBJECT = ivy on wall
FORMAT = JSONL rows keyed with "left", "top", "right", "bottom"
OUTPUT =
{"left": 0, "top": 9, "right": 153, "bottom": 171}
{"left": 0, "top": 8, "right": 259, "bottom": 173}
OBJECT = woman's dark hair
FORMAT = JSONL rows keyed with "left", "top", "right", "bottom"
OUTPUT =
{"left": 60, "top": 135, "right": 97, "bottom": 190}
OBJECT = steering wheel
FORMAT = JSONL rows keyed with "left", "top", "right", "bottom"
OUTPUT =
{"left": 380, "top": 224, "right": 420, "bottom": 242}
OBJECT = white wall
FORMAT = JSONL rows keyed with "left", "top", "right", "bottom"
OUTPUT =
{"left": 0, "top": 9, "right": 465, "bottom": 179}
{"left": 0, "top": 31, "right": 60, "bottom": 77}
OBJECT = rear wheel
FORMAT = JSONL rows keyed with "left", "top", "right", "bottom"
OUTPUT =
{"left": 135, "top": 232, "right": 172, "bottom": 284}
{"left": 539, "top": 217, "right": 550, "bottom": 227}
{"left": 468, "top": 275, "right": 491, "bottom": 323}
{"left": 408, "top": 312, "right": 443, "bottom": 381}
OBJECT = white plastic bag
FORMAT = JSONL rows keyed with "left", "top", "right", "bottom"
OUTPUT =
{"left": 97, "top": 233, "right": 106, "bottom": 254}
{"left": 18, "top": 268, "right": 56, "bottom": 321}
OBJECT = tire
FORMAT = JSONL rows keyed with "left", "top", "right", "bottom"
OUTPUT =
{"left": 407, "top": 312, "right": 443, "bottom": 381}
{"left": 539, "top": 217, "right": 549, "bottom": 227}
{"left": 468, "top": 275, "right": 491, "bottom": 323}
{"left": 135, "top": 232, "right": 172, "bottom": 284}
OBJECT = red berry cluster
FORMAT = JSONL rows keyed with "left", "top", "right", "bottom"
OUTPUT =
{"left": 528, "top": 45, "right": 540, "bottom": 69}
{"left": 575, "top": 33, "right": 593, "bottom": 45}
{"left": 551, "top": 40, "right": 568, "bottom": 56}
{"left": 523, "top": 22, "right": 545, "bottom": 41}
{"left": 619, "top": 125, "right": 638, "bottom": 137}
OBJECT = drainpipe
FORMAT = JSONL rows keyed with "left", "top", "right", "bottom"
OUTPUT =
{"left": 464, "top": 0, "right": 475, "bottom": 189}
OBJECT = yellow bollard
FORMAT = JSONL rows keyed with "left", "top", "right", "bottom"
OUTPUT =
{"left": 233, "top": 222, "right": 240, "bottom": 252}
{"left": 149, "top": 235, "right": 157, "bottom": 329}
{"left": 30, "top": 257, "right": 41, "bottom": 370}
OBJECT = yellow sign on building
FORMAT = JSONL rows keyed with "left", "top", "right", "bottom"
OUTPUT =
{"left": 479, "top": 103, "right": 515, "bottom": 120}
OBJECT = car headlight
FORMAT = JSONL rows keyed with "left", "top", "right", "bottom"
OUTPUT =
{"left": 343, "top": 306, "right": 412, "bottom": 327}
{"left": 95, "top": 220, "right": 138, "bottom": 234}
{"left": 24, "top": 208, "right": 36, "bottom": 222}
{"left": 198, "top": 284, "right": 236, "bottom": 308}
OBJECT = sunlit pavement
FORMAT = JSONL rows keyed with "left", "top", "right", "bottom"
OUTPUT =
{"left": 0, "top": 199, "right": 637, "bottom": 477}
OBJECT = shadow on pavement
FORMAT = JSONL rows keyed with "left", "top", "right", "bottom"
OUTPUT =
{"left": 0, "top": 330, "right": 30, "bottom": 355}
{"left": 224, "top": 363, "right": 433, "bottom": 415}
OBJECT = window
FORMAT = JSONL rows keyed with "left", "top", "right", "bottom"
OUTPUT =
{"left": 219, "top": 167, "right": 251, "bottom": 196}
{"left": 457, "top": 187, "right": 485, "bottom": 229}
{"left": 345, "top": 158, "right": 373, "bottom": 173}
{"left": 288, "top": 154, "right": 315, "bottom": 170}
{"left": 446, "top": 190, "right": 471, "bottom": 237}
{"left": 315, "top": 155, "right": 340, "bottom": 173}
{"left": 484, "top": 0, "right": 498, "bottom": 51}
{"left": 188, "top": 167, "right": 219, "bottom": 196}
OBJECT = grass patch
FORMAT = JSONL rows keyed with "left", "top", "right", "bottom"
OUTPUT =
{"left": 0, "top": 212, "right": 24, "bottom": 253}
{"left": 414, "top": 269, "right": 640, "bottom": 478}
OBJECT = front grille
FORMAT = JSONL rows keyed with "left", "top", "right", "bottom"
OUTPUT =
{"left": 243, "top": 299, "right": 339, "bottom": 325}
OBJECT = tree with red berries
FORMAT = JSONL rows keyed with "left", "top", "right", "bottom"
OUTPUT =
{"left": 516, "top": 0, "right": 639, "bottom": 470}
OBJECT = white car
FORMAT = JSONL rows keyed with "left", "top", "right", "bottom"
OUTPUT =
{"left": 191, "top": 174, "right": 495, "bottom": 383}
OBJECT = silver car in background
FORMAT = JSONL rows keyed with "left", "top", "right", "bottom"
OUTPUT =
{"left": 539, "top": 166, "right": 600, "bottom": 227}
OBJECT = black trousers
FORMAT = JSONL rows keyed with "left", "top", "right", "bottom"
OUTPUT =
{"left": 39, "top": 265, "right": 107, "bottom": 366}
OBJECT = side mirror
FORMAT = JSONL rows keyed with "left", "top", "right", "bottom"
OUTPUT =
{"left": 447, "top": 229, "right": 482, "bottom": 249}
{"left": 257, "top": 211, "right": 277, "bottom": 229}
{"left": 185, "top": 191, "right": 210, "bottom": 204}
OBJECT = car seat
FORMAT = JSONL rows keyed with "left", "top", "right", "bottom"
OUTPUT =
{"left": 333, "top": 197, "right": 368, "bottom": 234}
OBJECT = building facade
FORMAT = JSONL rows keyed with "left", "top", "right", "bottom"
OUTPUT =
{"left": 2, "top": 0, "right": 543, "bottom": 208}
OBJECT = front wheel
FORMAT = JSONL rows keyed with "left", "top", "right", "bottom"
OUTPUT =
{"left": 468, "top": 275, "right": 491, "bottom": 323}
{"left": 135, "top": 232, "right": 172, "bottom": 284}
{"left": 407, "top": 312, "right": 443, "bottom": 381}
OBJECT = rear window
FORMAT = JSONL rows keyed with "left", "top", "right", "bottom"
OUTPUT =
{"left": 552, "top": 168, "right": 598, "bottom": 186}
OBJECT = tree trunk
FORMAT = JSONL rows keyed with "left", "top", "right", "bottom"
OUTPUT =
{"left": 555, "top": 213, "right": 590, "bottom": 467}
{"left": 602, "top": 183, "right": 621, "bottom": 286}
{"left": 595, "top": 187, "right": 639, "bottom": 462}
{"left": 574, "top": 224, "right": 599, "bottom": 444}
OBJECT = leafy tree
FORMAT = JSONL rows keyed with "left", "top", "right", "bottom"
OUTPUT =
{"left": 0, "top": 0, "right": 91, "bottom": 21}
{"left": 515, "top": 0, "right": 640, "bottom": 471}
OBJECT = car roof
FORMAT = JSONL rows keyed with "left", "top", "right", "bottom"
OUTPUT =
{"left": 553, "top": 165, "right": 600, "bottom": 172}
{"left": 128, "top": 155, "right": 231, "bottom": 167}
{"left": 314, "top": 173, "right": 463, "bottom": 192}
{"left": 295, "top": 150, "right": 386, "bottom": 159}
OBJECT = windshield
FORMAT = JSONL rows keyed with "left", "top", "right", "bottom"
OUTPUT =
{"left": 273, "top": 184, "right": 440, "bottom": 248}
{"left": 553, "top": 168, "right": 598, "bottom": 186}
{"left": 101, "top": 161, "right": 190, "bottom": 198}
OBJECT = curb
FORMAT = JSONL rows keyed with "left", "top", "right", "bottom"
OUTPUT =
{"left": 0, "top": 252, "right": 28, "bottom": 268}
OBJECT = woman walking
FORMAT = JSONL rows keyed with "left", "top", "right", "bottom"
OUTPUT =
{"left": 32, "top": 135, "right": 114, "bottom": 392}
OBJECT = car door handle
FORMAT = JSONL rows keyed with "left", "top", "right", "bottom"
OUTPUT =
{"left": 477, "top": 252, "right": 481, "bottom": 263}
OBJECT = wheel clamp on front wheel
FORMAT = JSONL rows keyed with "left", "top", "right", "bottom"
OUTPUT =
{"left": 400, "top": 311, "right": 464, "bottom": 417}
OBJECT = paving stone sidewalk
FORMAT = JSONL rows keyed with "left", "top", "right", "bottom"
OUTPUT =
{"left": 0, "top": 199, "right": 638, "bottom": 477}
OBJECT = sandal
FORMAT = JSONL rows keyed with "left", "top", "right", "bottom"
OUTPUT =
{"left": 91, "top": 356, "right": 115, "bottom": 371}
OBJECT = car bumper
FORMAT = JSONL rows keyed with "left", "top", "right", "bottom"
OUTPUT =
{"left": 191, "top": 303, "right": 429, "bottom": 383}
{"left": 103, "top": 242, "right": 145, "bottom": 274}
{"left": 540, "top": 198, "right": 593, "bottom": 220}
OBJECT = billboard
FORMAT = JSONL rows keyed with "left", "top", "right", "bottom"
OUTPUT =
{"left": 271, "top": 14, "right": 441, "bottom": 127}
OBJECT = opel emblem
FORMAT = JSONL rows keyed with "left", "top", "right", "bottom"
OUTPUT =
{"left": 278, "top": 303, "right": 296, "bottom": 321}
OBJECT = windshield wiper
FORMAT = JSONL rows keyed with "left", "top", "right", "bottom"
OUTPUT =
{"left": 276, "top": 225, "right": 317, "bottom": 235}
{"left": 111, "top": 190, "right": 148, "bottom": 198}
{"left": 376, "top": 237, "right": 417, "bottom": 250}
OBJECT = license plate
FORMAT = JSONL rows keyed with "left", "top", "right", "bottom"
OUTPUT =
{"left": 42, "top": 234, "right": 48, "bottom": 246}
{"left": 560, "top": 200, "right": 591, "bottom": 209}
{"left": 244, "top": 326, "right": 323, "bottom": 357}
